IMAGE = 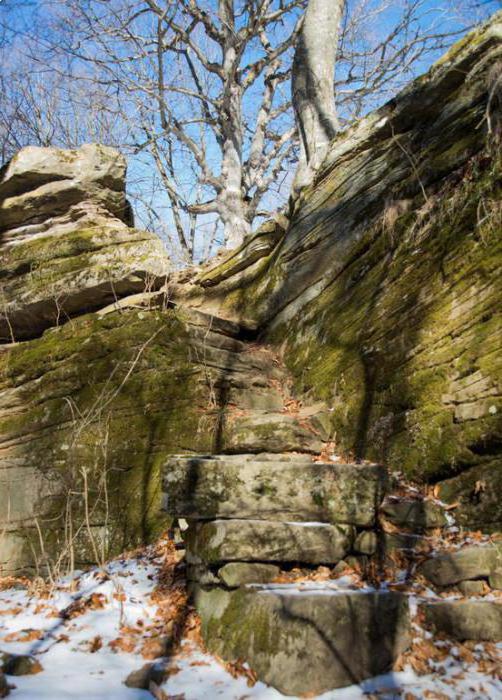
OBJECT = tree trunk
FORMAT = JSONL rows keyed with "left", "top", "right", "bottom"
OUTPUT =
{"left": 292, "top": 0, "right": 344, "bottom": 192}
{"left": 217, "top": 0, "right": 250, "bottom": 249}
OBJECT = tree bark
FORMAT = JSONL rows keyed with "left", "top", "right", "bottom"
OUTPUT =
{"left": 292, "top": 0, "right": 344, "bottom": 192}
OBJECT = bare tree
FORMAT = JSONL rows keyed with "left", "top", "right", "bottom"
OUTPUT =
{"left": 292, "top": 0, "right": 345, "bottom": 191}
{"left": 40, "top": 0, "right": 306, "bottom": 257}
{"left": 1, "top": 0, "right": 492, "bottom": 261}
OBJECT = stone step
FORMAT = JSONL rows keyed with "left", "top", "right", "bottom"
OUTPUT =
{"left": 194, "top": 586, "right": 410, "bottom": 696}
{"left": 380, "top": 496, "right": 448, "bottom": 530}
{"left": 221, "top": 413, "right": 323, "bottom": 454}
{"left": 417, "top": 543, "right": 502, "bottom": 587}
{"left": 185, "top": 519, "right": 354, "bottom": 565}
{"left": 421, "top": 600, "right": 502, "bottom": 641}
{"left": 162, "top": 455, "right": 387, "bottom": 526}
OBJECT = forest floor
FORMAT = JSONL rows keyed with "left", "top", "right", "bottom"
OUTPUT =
{"left": 0, "top": 537, "right": 500, "bottom": 700}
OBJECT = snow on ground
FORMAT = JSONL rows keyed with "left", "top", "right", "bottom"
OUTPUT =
{"left": 0, "top": 544, "right": 501, "bottom": 700}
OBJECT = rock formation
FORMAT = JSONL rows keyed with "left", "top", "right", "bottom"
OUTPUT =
{"left": 174, "top": 12, "right": 502, "bottom": 531}
{"left": 0, "top": 10, "right": 500, "bottom": 697}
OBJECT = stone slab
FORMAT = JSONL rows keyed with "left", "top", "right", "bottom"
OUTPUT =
{"left": 218, "top": 563, "right": 280, "bottom": 587}
{"left": 380, "top": 497, "right": 447, "bottom": 529}
{"left": 194, "top": 587, "right": 410, "bottom": 695}
{"left": 418, "top": 545, "right": 502, "bottom": 586}
{"left": 421, "top": 601, "right": 502, "bottom": 641}
{"left": 186, "top": 519, "right": 354, "bottom": 565}
{"left": 163, "top": 456, "right": 387, "bottom": 526}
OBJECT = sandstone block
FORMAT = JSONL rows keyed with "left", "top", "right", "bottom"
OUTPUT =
{"left": 381, "top": 497, "right": 447, "bottom": 529}
{"left": 195, "top": 587, "right": 410, "bottom": 695}
{"left": 421, "top": 601, "right": 502, "bottom": 641}
{"left": 163, "top": 456, "right": 387, "bottom": 526}
{"left": 187, "top": 519, "right": 354, "bottom": 565}
{"left": 418, "top": 545, "right": 502, "bottom": 586}
{"left": 218, "top": 563, "right": 280, "bottom": 587}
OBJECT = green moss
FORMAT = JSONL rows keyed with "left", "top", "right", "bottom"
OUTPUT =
{"left": 268, "top": 150, "right": 502, "bottom": 481}
{"left": 0, "top": 306, "right": 219, "bottom": 572}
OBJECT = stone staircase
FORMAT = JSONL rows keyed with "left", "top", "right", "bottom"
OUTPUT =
{"left": 161, "top": 313, "right": 502, "bottom": 696}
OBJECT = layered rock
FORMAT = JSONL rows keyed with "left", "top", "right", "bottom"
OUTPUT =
{"left": 0, "top": 144, "right": 170, "bottom": 341}
{"left": 178, "top": 13, "right": 502, "bottom": 530}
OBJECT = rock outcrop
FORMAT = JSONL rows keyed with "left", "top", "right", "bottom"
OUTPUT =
{"left": 0, "top": 144, "right": 169, "bottom": 341}
{"left": 178, "top": 12, "right": 502, "bottom": 530}
{"left": 0, "top": 11, "right": 501, "bottom": 699}
{"left": 195, "top": 587, "right": 410, "bottom": 696}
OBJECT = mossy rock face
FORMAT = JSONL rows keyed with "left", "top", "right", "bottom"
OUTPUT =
{"left": 246, "top": 16, "right": 502, "bottom": 498}
{"left": 0, "top": 306, "right": 229, "bottom": 575}
{"left": 270, "top": 150, "right": 502, "bottom": 490}
{"left": 194, "top": 586, "right": 411, "bottom": 695}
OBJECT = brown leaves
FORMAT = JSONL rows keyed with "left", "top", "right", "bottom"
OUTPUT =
{"left": 109, "top": 633, "right": 138, "bottom": 654}
{"left": 87, "top": 636, "right": 103, "bottom": 653}
{"left": 140, "top": 636, "right": 173, "bottom": 660}
{"left": 3, "top": 628, "right": 43, "bottom": 643}
{"left": 0, "top": 607, "right": 22, "bottom": 616}
{"left": 224, "top": 658, "right": 258, "bottom": 687}
{"left": 59, "top": 592, "right": 107, "bottom": 620}
{"left": 0, "top": 576, "right": 30, "bottom": 592}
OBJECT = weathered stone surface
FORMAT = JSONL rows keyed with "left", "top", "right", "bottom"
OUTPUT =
{"left": 422, "top": 601, "right": 502, "bottom": 641}
{"left": 218, "top": 563, "right": 280, "bottom": 587}
{"left": 354, "top": 531, "right": 378, "bottom": 555}
{"left": 0, "top": 144, "right": 170, "bottom": 341}
{"left": 437, "top": 461, "right": 502, "bottom": 533}
{"left": 223, "top": 413, "right": 323, "bottom": 454}
{"left": 0, "top": 653, "right": 42, "bottom": 676}
{"left": 186, "top": 520, "right": 354, "bottom": 565}
{"left": 185, "top": 15, "right": 502, "bottom": 488}
{"left": 381, "top": 498, "right": 447, "bottom": 530}
{"left": 0, "top": 304, "right": 322, "bottom": 575}
{"left": 418, "top": 545, "right": 502, "bottom": 586}
{"left": 195, "top": 587, "right": 410, "bottom": 695}
{"left": 163, "top": 456, "right": 387, "bottom": 526}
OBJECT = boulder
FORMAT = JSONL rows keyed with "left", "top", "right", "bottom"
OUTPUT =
{"left": 418, "top": 545, "right": 502, "bottom": 586}
{"left": 0, "top": 672, "right": 8, "bottom": 698}
{"left": 421, "top": 601, "right": 502, "bottom": 641}
{"left": 0, "top": 144, "right": 170, "bottom": 341}
{"left": 124, "top": 663, "right": 165, "bottom": 690}
{"left": 163, "top": 456, "right": 387, "bottom": 526}
{"left": 0, "top": 653, "right": 42, "bottom": 676}
{"left": 218, "top": 563, "right": 280, "bottom": 587}
{"left": 195, "top": 587, "right": 410, "bottom": 695}
{"left": 186, "top": 520, "right": 354, "bottom": 565}
{"left": 380, "top": 498, "right": 447, "bottom": 530}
